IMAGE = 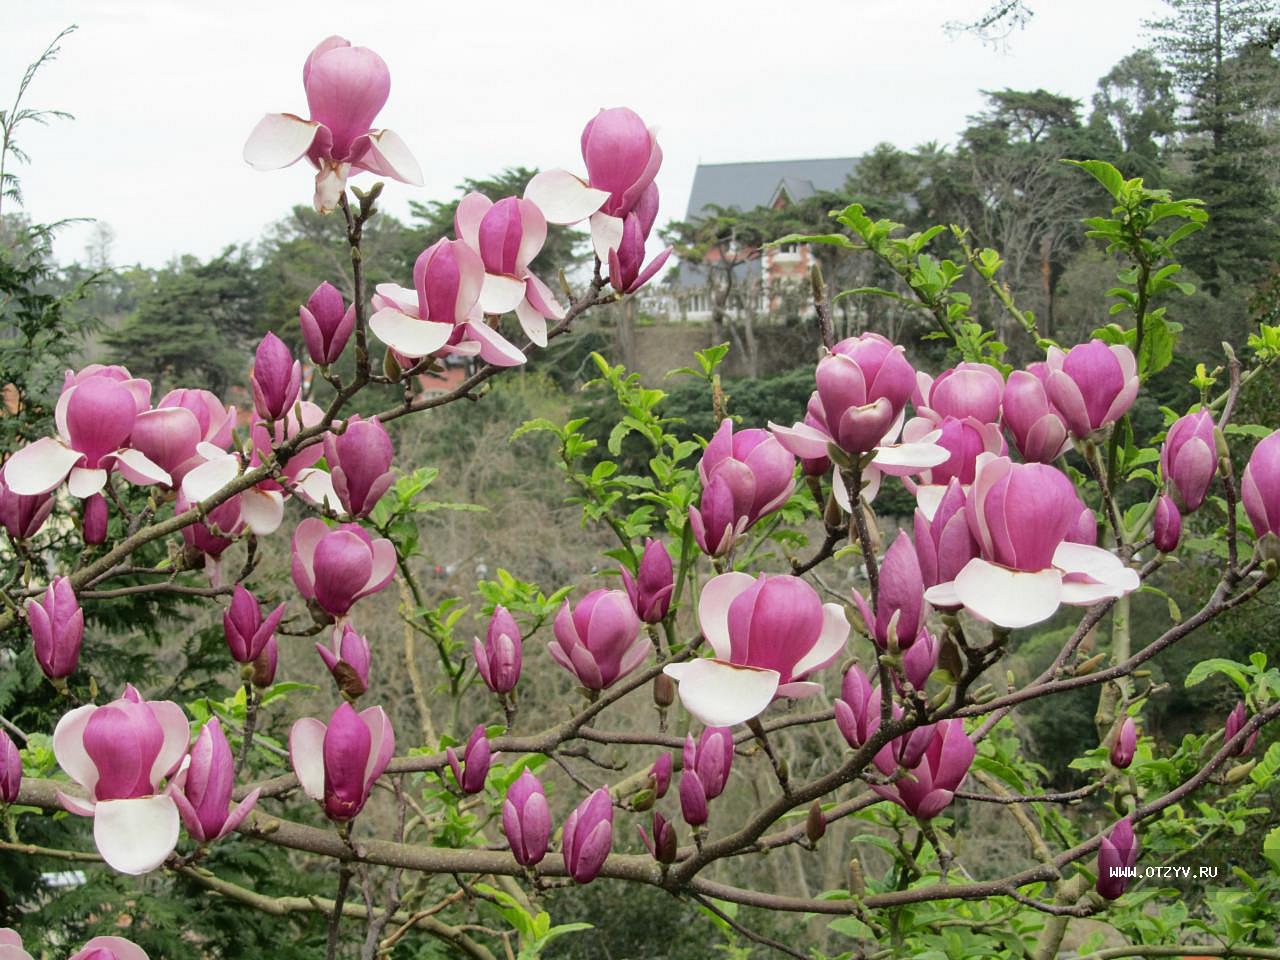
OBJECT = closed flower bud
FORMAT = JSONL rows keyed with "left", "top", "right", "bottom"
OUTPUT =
{"left": 446, "top": 725, "right": 491, "bottom": 795}
{"left": 290, "top": 702, "right": 395, "bottom": 823}
{"left": 300, "top": 281, "right": 356, "bottom": 365}
{"left": 474, "top": 605, "right": 522, "bottom": 695}
{"left": 638, "top": 810, "right": 678, "bottom": 864}
{"left": 562, "top": 788, "right": 613, "bottom": 884}
{"left": 650, "top": 752, "right": 672, "bottom": 799}
{"left": 1154, "top": 494, "right": 1182, "bottom": 553}
{"left": 653, "top": 673, "right": 676, "bottom": 708}
{"left": 251, "top": 332, "right": 302, "bottom": 422}
{"left": 503, "top": 770, "right": 551, "bottom": 867}
{"left": 1095, "top": 817, "right": 1139, "bottom": 900}
{"left": 1225, "top": 701, "right": 1259, "bottom": 757}
{"left": 0, "top": 729, "right": 21, "bottom": 803}
{"left": 223, "top": 586, "right": 287, "bottom": 665}
{"left": 678, "top": 771, "right": 708, "bottom": 827}
{"left": 28, "top": 576, "right": 84, "bottom": 681}
{"left": 549, "top": 590, "right": 649, "bottom": 691}
{"left": 1242, "top": 431, "right": 1280, "bottom": 555}
{"left": 1044, "top": 340, "right": 1139, "bottom": 438}
{"left": 621, "top": 538, "right": 675, "bottom": 623}
{"left": 83, "top": 493, "right": 108, "bottom": 545}
{"left": 806, "top": 800, "right": 826, "bottom": 843}
{"left": 852, "top": 532, "right": 926, "bottom": 650}
{"left": 0, "top": 464, "right": 54, "bottom": 541}
{"left": 316, "top": 623, "right": 372, "bottom": 699}
{"left": 1161, "top": 411, "right": 1216, "bottom": 512}
{"left": 834, "top": 664, "right": 881, "bottom": 749}
{"left": 689, "top": 419, "right": 795, "bottom": 557}
{"left": 1110, "top": 716, "right": 1137, "bottom": 769}
{"left": 324, "top": 416, "right": 395, "bottom": 518}
{"left": 252, "top": 637, "right": 278, "bottom": 688}
{"left": 171, "top": 717, "right": 260, "bottom": 843}
{"left": 684, "top": 728, "right": 734, "bottom": 800}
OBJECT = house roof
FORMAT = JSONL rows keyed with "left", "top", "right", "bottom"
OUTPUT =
{"left": 685, "top": 157, "right": 861, "bottom": 219}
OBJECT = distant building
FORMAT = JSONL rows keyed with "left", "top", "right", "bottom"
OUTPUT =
{"left": 665, "top": 157, "right": 860, "bottom": 321}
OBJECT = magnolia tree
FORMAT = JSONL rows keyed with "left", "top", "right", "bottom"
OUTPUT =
{"left": 2, "top": 34, "right": 1280, "bottom": 960}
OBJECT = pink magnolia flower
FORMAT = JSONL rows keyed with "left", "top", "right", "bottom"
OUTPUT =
{"left": 0, "top": 933, "right": 151, "bottom": 960}
{"left": 663, "top": 572, "right": 849, "bottom": 727}
{"left": 4, "top": 370, "right": 168, "bottom": 498}
{"left": 679, "top": 769, "right": 708, "bottom": 827}
{"left": 1225, "top": 701, "right": 1259, "bottom": 757}
{"left": 290, "top": 702, "right": 394, "bottom": 822}
{"left": 1161, "top": 410, "right": 1216, "bottom": 512}
{"left": 913, "top": 479, "right": 979, "bottom": 589}
{"left": 524, "top": 107, "right": 661, "bottom": 264}
{"left": 902, "top": 415, "right": 1007, "bottom": 517}
{"left": 913, "top": 363, "right": 1004, "bottom": 424}
{"left": 317, "top": 623, "right": 373, "bottom": 699}
{"left": 370, "top": 238, "right": 526, "bottom": 368}
{"left": 446, "top": 725, "right": 491, "bottom": 795}
{"left": 607, "top": 205, "right": 671, "bottom": 295}
{"left": 1110, "top": 716, "right": 1137, "bottom": 769}
{"left": 474, "top": 605, "right": 522, "bottom": 695}
{"left": 650, "top": 752, "right": 672, "bottom": 799}
{"left": 684, "top": 726, "right": 734, "bottom": 801}
{"left": 503, "top": 770, "right": 551, "bottom": 867}
{"left": 252, "top": 636, "right": 279, "bottom": 688}
{"left": 290, "top": 518, "right": 396, "bottom": 618}
{"left": 28, "top": 576, "right": 84, "bottom": 681}
{"left": 251, "top": 333, "right": 302, "bottom": 422}
{"left": 871, "top": 718, "right": 975, "bottom": 819}
{"left": 620, "top": 538, "right": 675, "bottom": 624}
{"left": 1154, "top": 494, "right": 1182, "bottom": 553}
{"left": 851, "top": 532, "right": 927, "bottom": 650}
{"left": 0, "top": 463, "right": 54, "bottom": 541}
{"left": 900, "top": 629, "right": 940, "bottom": 692}
{"left": 639, "top": 809, "right": 678, "bottom": 863}
{"left": 53, "top": 685, "right": 189, "bottom": 874}
{"left": 1241, "top": 430, "right": 1280, "bottom": 550}
{"left": 548, "top": 589, "right": 650, "bottom": 691}
{"left": 82, "top": 494, "right": 108, "bottom": 545}
{"left": 1001, "top": 366, "right": 1070, "bottom": 463}
{"left": 1096, "top": 817, "right": 1139, "bottom": 899}
{"left": 0, "top": 729, "right": 20, "bottom": 804}
{"left": 300, "top": 281, "right": 356, "bottom": 366}
{"left": 223, "top": 585, "right": 286, "bottom": 665}
{"left": 171, "top": 717, "right": 260, "bottom": 844}
{"left": 923, "top": 455, "right": 1139, "bottom": 628}
{"left": 177, "top": 492, "right": 246, "bottom": 582}
{"left": 689, "top": 419, "right": 796, "bottom": 557}
{"left": 834, "top": 664, "right": 882, "bottom": 749}
{"left": 324, "top": 415, "right": 395, "bottom": 518}
{"left": 243, "top": 36, "right": 423, "bottom": 213}
{"left": 454, "top": 193, "right": 566, "bottom": 346}
{"left": 562, "top": 788, "right": 614, "bottom": 884}
{"left": 130, "top": 389, "right": 235, "bottom": 489}
{"left": 1044, "top": 340, "right": 1139, "bottom": 439}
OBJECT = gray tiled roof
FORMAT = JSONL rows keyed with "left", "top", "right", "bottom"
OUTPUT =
{"left": 685, "top": 157, "right": 862, "bottom": 219}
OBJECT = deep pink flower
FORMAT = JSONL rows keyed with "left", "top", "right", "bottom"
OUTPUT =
{"left": 913, "top": 479, "right": 979, "bottom": 589}
{"left": 684, "top": 727, "right": 734, "bottom": 800}
{"left": 679, "top": 770, "right": 709, "bottom": 827}
{"left": 316, "top": 623, "right": 372, "bottom": 698}
{"left": 1096, "top": 817, "right": 1139, "bottom": 899}
{"left": 803, "top": 334, "right": 917, "bottom": 457}
{"left": 871, "top": 718, "right": 974, "bottom": 819}
{"left": 251, "top": 333, "right": 302, "bottom": 422}
{"left": 1242, "top": 431, "right": 1280, "bottom": 550}
{"left": 300, "top": 281, "right": 356, "bottom": 365}
{"left": 689, "top": 419, "right": 795, "bottom": 557}
{"left": 664, "top": 572, "right": 849, "bottom": 727}
{"left": 901, "top": 630, "right": 939, "bottom": 692}
{"left": 503, "top": 770, "right": 551, "bottom": 867}
{"left": 1225, "top": 701, "right": 1259, "bottom": 757}
{"left": 370, "top": 238, "right": 526, "bottom": 368}
{"left": 548, "top": 589, "right": 649, "bottom": 691}
{"left": 0, "top": 463, "right": 54, "bottom": 540}
{"left": 620, "top": 538, "right": 675, "bottom": 624}
{"left": 1110, "top": 716, "right": 1137, "bottom": 769}
{"left": 290, "top": 518, "right": 396, "bottom": 618}
{"left": 1161, "top": 410, "right": 1216, "bottom": 512}
{"left": 474, "top": 605, "right": 522, "bottom": 695}
{"left": 0, "top": 932, "right": 151, "bottom": 960}
{"left": 0, "top": 729, "right": 20, "bottom": 804}
{"left": 291, "top": 702, "right": 394, "bottom": 822}
{"left": 82, "top": 494, "right": 108, "bottom": 545}
{"left": 223, "top": 586, "right": 286, "bottom": 665}
{"left": 53, "top": 685, "right": 189, "bottom": 874}
{"left": 1045, "top": 340, "right": 1139, "bottom": 438}
{"left": 923, "top": 456, "right": 1138, "bottom": 628}
{"left": 914, "top": 363, "right": 1004, "bottom": 424}
{"left": 446, "top": 725, "right": 491, "bottom": 795}
{"left": 834, "top": 664, "right": 882, "bottom": 749}
{"left": 324, "top": 416, "right": 395, "bottom": 518}
{"left": 1002, "top": 367, "right": 1070, "bottom": 463}
{"left": 28, "top": 577, "right": 83, "bottom": 681}
{"left": 562, "top": 788, "right": 614, "bottom": 884}
{"left": 171, "top": 717, "right": 259, "bottom": 843}
{"left": 243, "top": 36, "right": 423, "bottom": 213}
{"left": 130, "top": 389, "right": 235, "bottom": 489}
{"left": 608, "top": 210, "right": 672, "bottom": 295}
{"left": 638, "top": 810, "right": 678, "bottom": 864}
{"left": 851, "top": 532, "right": 927, "bottom": 650}
{"left": 650, "top": 752, "right": 672, "bottom": 799}
{"left": 1154, "top": 494, "right": 1182, "bottom": 553}
{"left": 902, "top": 415, "right": 1006, "bottom": 515}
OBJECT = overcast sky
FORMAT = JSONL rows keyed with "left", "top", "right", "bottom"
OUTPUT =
{"left": 3, "top": 0, "right": 1168, "bottom": 269}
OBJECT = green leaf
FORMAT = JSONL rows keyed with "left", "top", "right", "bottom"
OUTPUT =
{"left": 1184, "top": 658, "right": 1251, "bottom": 693}
{"left": 1064, "top": 159, "right": 1125, "bottom": 200}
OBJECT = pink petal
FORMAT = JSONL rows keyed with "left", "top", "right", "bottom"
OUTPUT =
{"left": 149, "top": 700, "right": 191, "bottom": 785}
{"left": 696, "top": 572, "right": 755, "bottom": 660}
{"left": 524, "top": 169, "right": 609, "bottom": 224}
{"left": 92, "top": 795, "right": 180, "bottom": 875}
{"left": 74, "top": 938, "right": 149, "bottom": 960}
{"left": 4, "top": 437, "right": 81, "bottom": 495}
{"left": 53, "top": 704, "right": 101, "bottom": 795}
{"left": 243, "top": 113, "right": 321, "bottom": 170}
{"left": 666, "top": 659, "right": 780, "bottom": 727}
{"left": 107, "top": 448, "right": 172, "bottom": 488}
{"left": 454, "top": 192, "right": 492, "bottom": 250}
{"left": 357, "top": 128, "right": 424, "bottom": 185}
{"left": 463, "top": 320, "right": 526, "bottom": 367}
{"left": 515, "top": 298, "right": 550, "bottom": 347}
{"left": 790, "top": 603, "right": 850, "bottom": 679}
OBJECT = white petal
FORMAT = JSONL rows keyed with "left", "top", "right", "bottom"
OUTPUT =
{"left": 952, "top": 559, "right": 1063, "bottom": 629}
{"left": 109, "top": 448, "right": 172, "bottom": 488}
{"left": 667, "top": 659, "right": 781, "bottom": 727}
{"left": 53, "top": 704, "right": 101, "bottom": 795}
{"left": 4, "top": 437, "right": 81, "bottom": 495}
{"left": 767, "top": 420, "right": 831, "bottom": 461}
{"left": 358, "top": 128, "right": 424, "bottom": 185}
{"left": 240, "top": 488, "right": 284, "bottom": 535}
{"left": 832, "top": 466, "right": 853, "bottom": 512}
{"left": 463, "top": 320, "right": 526, "bottom": 367}
{"left": 182, "top": 454, "right": 239, "bottom": 503}
{"left": 1052, "top": 542, "right": 1133, "bottom": 585}
{"left": 923, "top": 580, "right": 961, "bottom": 607}
{"left": 791, "top": 602, "right": 850, "bottom": 678}
{"left": 293, "top": 468, "right": 341, "bottom": 511}
{"left": 914, "top": 485, "right": 947, "bottom": 521}
{"left": 696, "top": 571, "right": 756, "bottom": 660}
{"left": 290, "top": 717, "right": 328, "bottom": 801}
{"left": 871, "top": 438, "right": 949, "bottom": 475}
{"left": 93, "top": 796, "right": 180, "bottom": 875}
{"left": 515, "top": 297, "right": 550, "bottom": 347}
{"left": 523, "top": 169, "right": 609, "bottom": 224}
{"left": 369, "top": 308, "right": 453, "bottom": 359}
{"left": 243, "top": 113, "right": 320, "bottom": 170}
{"left": 149, "top": 700, "right": 191, "bottom": 785}
{"left": 314, "top": 164, "right": 348, "bottom": 214}
{"left": 590, "top": 212, "right": 625, "bottom": 261}
{"left": 478, "top": 273, "right": 527, "bottom": 315}
{"left": 373, "top": 282, "right": 418, "bottom": 313}
{"left": 67, "top": 467, "right": 108, "bottom": 498}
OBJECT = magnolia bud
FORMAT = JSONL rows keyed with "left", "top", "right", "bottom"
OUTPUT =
{"left": 806, "top": 801, "right": 826, "bottom": 843}
{"left": 653, "top": 674, "right": 676, "bottom": 708}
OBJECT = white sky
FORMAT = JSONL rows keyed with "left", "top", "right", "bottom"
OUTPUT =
{"left": 2, "top": 0, "right": 1168, "bottom": 269}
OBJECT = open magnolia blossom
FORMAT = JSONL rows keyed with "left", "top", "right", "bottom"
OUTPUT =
{"left": 664, "top": 572, "right": 849, "bottom": 727}
{"left": 370, "top": 238, "right": 526, "bottom": 367}
{"left": 0, "top": 931, "right": 150, "bottom": 960}
{"left": 290, "top": 703, "right": 395, "bottom": 822}
{"left": 52, "top": 685, "right": 189, "bottom": 875}
{"left": 923, "top": 454, "right": 1139, "bottom": 628}
{"left": 243, "top": 36, "right": 423, "bottom": 213}
{"left": 454, "top": 193, "right": 565, "bottom": 347}
{"left": 5, "top": 367, "right": 170, "bottom": 498}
